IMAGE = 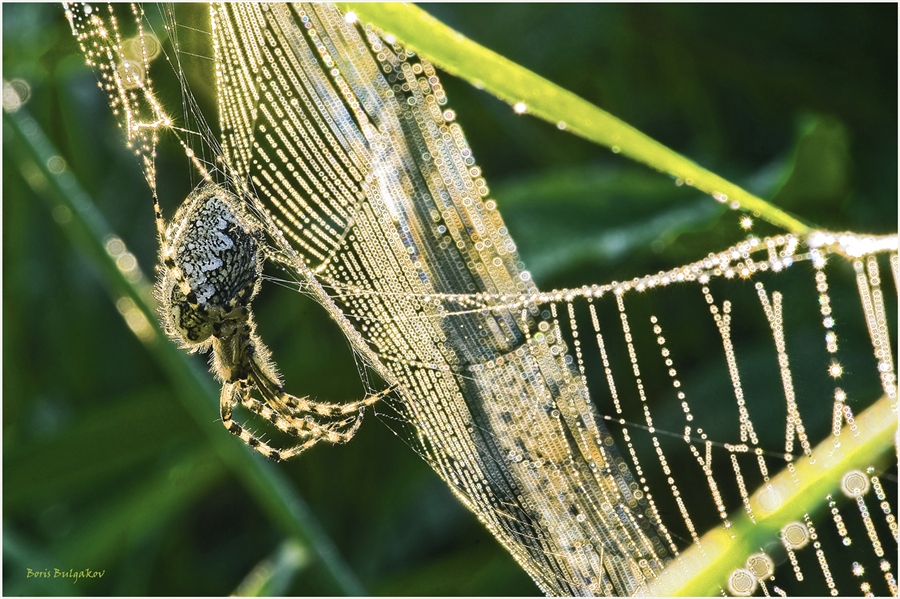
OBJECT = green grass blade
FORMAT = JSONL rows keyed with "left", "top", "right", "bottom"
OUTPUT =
{"left": 3, "top": 107, "right": 366, "bottom": 597}
{"left": 340, "top": 2, "right": 814, "bottom": 235}
{"left": 232, "top": 539, "right": 311, "bottom": 597}
{"left": 652, "top": 395, "right": 897, "bottom": 596}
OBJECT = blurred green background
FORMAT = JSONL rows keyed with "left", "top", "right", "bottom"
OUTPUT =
{"left": 3, "top": 3, "right": 897, "bottom": 596}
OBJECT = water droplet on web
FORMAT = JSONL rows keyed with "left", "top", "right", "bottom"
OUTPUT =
{"left": 781, "top": 521, "right": 810, "bottom": 549}
{"left": 746, "top": 552, "right": 774, "bottom": 579}
{"left": 841, "top": 470, "right": 870, "bottom": 497}
{"left": 727, "top": 568, "right": 758, "bottom": 596}
{"left": 116, "top": 59, "right": 146, "bottom": 89}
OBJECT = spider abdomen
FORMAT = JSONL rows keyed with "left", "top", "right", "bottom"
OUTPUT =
{"left": 157, "top": 185, "right": 263, "bottom": 346}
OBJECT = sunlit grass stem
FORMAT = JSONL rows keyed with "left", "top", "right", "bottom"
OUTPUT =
{"left": 653, "top": 395, "right": 897, "bottom": 596}
{"left": 341, "top": 2, "right": 814, "bottom": 236}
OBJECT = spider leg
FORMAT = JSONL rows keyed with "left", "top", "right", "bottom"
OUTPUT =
{"left": 239, "top": 393, "right": 361, "bottom": 439}
{"left": 220, "top": 380, "right": 370, "bottom": 462}
{"left": 246, "top": 344, "right": 395, "bottom": 418}
{"left": 220, "top": 381, "right": 282, "bottom": 459}
{"left": 281, "top": 386, "right": 391, "bottom": 417}
{"left": 274, "top": 411, "right": 367, "bottom": 461}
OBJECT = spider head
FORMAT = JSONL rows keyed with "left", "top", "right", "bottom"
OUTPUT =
{"left": 156, "top": 185, "right": 264, "bottom": 347}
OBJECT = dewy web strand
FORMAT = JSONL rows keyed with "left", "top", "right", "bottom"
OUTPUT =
{"left": 65, "top": 3, "right": 897, "bottom": 596}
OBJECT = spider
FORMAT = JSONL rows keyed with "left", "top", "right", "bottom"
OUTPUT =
{"left": 153, "top": 184, "right": 390, "bottom": 461}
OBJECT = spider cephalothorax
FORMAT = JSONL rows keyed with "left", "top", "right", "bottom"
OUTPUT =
{"left": 154, "top": 184, "right": 389, "bottom": 461}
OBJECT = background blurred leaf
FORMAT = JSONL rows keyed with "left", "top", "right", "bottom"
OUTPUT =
{"left": 769, "top": 115, "right": 852, "bottom": 219}
{"left": 5, "top": 388, "right": 199, "bottom": 511}
{"left": 232, "top": 540, "right": 311, "bottom": 597}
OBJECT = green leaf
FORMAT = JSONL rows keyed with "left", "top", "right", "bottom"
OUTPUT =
{"left": 494, "top": 165, "right": 723, "bottom": 281}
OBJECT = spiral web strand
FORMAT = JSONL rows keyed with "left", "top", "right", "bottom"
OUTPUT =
{"left": 66, "top": 3, "right": 897, "bottom": 595}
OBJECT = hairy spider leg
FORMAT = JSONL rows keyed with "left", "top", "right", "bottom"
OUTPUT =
{"left": 156, "top": 184, "right": 395, "bottom": 461}
{"left": 247, "top": 351, "right": 391, "bottom": 417}
{"left": 204, "top": 288, "right": 393, "bottom": 461}
{"left": 220, "top": 381, "right": 370, "bottom": 461}
{"left": 151, "top": 189, "right": 178, "bottom": 273}
{"left": 239, "top": 392, "right": 363, "bottom": 439}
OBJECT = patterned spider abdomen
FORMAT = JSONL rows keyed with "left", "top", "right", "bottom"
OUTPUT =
{"left": 157, "top": 185, "right": 263, "bottom": 346}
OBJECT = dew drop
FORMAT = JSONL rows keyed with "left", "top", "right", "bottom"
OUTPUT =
{"left": 841, "top": 470, "right": 870, "bottom": 497}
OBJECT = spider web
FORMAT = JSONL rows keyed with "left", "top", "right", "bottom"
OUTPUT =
{"left": 66, "top": 3, "right": 898, "bottom": 596}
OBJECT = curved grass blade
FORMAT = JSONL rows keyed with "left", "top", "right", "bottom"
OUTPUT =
{"left": 653, "top": 395, "right": 897, "bottom": 596}
{"left": 340, "top": 2, "right": 813, "bottom": 236}
{"left": 232, "top": 539, "right": 311, "bottom": 597}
